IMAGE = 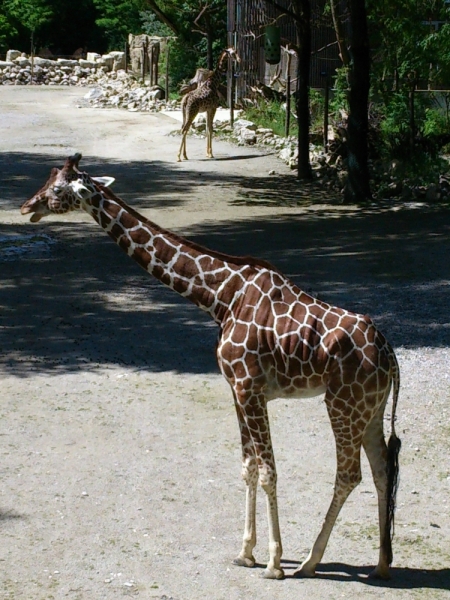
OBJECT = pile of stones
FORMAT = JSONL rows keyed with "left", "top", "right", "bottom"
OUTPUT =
{"left": 82, "top": 70, "right": 176, "bottom": 112}
{"left": 0, "top": 49, "right": 125, "bottom": 86}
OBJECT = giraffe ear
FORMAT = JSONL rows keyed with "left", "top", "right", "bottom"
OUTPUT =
{"left": 92, "top": 176, "right": 115, "bottom": 188}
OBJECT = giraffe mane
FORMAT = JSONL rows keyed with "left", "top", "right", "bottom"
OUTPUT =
{"left": 92, "top": 178, "right": 279, "bottom": 273}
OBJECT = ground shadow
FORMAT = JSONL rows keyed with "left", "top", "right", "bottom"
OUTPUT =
{"left": 0, "top": 509, "right": 24, "bottom": 522}
{"left": 1, "top": 151, "right": 449, "bottom": 377}
{"left": 287, "top": 562, "right": 450, "bottom": 590}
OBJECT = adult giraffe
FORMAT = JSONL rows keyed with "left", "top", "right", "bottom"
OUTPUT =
{"left": 21, "top": 154, "right": 401, "bottom": 580}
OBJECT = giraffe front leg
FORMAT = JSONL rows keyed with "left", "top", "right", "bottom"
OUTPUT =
{"left": 240, "top": 394, "right": 284, "bottom": 579}
{"left": 260, "top": 467, "right": 284, "bottom": 579}
{"left": 177, "top": 134, "right": 188, "bottom": 162}
{"left": 206, "top": 110, "right": 215, "bottom": 158}
{"left": 232, "top": 398, "right": 258, "bottom": 568}
{"left": 232, "top": 455, "right": 258, "bottom": 568}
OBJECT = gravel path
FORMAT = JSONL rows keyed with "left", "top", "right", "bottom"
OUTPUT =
{"left": 0, "top": 86, "right": 449, "bottom": 599}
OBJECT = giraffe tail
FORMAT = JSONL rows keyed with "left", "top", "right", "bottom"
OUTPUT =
{"left": 384, "top": 347, "right": 401, "bottom": 566}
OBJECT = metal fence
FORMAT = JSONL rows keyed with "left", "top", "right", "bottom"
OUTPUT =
{"left": 227, "top": 0, "right": 341, "bottom": 101}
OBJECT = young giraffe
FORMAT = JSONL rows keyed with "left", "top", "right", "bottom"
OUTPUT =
{"left": 177, "top": 48, "right": 240, "bottom": 162}
{"left": 21, "top": 154, "right": 401, "bottom": 581}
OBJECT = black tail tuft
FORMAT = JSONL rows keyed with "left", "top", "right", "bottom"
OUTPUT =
{"left": 384, "top": 433, "right": 401, "bottom": 565}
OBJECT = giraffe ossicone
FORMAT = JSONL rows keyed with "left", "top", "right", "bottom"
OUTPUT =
{"left": 21, "top": 154, "right": 401, "bottom": 581}
{"left": 177, "top": 47, "right": 240, "bottom": 162}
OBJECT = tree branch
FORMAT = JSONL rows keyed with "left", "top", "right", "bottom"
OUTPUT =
{"left": 144, "top": 0, "right": 180, "bottom": 35}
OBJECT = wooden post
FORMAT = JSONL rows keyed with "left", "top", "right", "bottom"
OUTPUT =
{"left": 230, "top": 60, "right": 235, "bottom": 126}
{"left": 165, "top": 42, "right": 170, "bottom": 101}
{"left": 285, "top": 75, "right": 291, "bottom": 137}
{"left": 153, "top": 44, "right": 159, "bottom": 86}
{"left": 323, "top": 78, "right": 329, "bottom": 151}
{"left": 30, "top": 30, "right": 34, "bottom": 85}
{"left": 141, "top": 39, "right": 147, "bottom": 83}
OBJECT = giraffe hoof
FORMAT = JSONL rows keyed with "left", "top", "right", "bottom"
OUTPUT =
{"left": 260, "top": 567, "right": 285, "bottom": 580}
{"left": 232, "top": 555, "right": 255, "bottom": 568}
{"left": 293, "top": 563, "right": 317, "bottom": 578}
{"left": 368, "top": 566, "right": 391, "bottom": 580}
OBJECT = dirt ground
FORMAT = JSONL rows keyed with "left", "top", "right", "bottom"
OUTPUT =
{"left": 0, "top": 86, "right": 449, "bottom": 600}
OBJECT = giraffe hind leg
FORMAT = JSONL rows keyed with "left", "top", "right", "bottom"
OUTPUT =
{"left": 363, "top": 403, "right": 401, "bottom": 580}
{"left": 295, "top": 391, "right": 363, "bottom": 578}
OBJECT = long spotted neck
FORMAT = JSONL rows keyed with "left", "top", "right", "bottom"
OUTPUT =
{"left": 78, "top": 179, "right": 253, "bottom": 324}
{"left": 205, "top": 51, "right": 229, "bottom": 92}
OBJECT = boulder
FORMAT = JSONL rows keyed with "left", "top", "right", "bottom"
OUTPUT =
{"left": 79, "top": 59, "right": 97, "bottom": 69}
{"left": 56, "top": 58, "right": 78, "bottom": 67}
{"left": 233, "top": 118, "right": 257, "bottom": 131}
{"left": 239, "top": 128, "right": 257, "bottom": 145}
{"left": 34, "top": 57, "right": 54, "bottom": 67}
{"left": 6, "top": 50, "right": 21, "bottom": 61}
{"left": 108, "top": 51, "right": 125, "bottom": 71}
{"left": 14, "top": 57, "right": 31, "bottom": 67}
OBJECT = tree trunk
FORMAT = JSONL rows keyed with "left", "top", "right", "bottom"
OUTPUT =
{"left": 294, "top": 0, "right": 312, "bottom": 180}
{"left": 344, "top": 0, "right": 371, "bottom": 203}
{"left": 266, "top": 0, "right": 312, "bottom": 179}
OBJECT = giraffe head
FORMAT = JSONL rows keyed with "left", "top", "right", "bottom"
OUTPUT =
{"left": 20, "top": 153, "right": 114, "bottom": 222}
{"left": 218, "top": 47, "right": 240, "bottom": 72}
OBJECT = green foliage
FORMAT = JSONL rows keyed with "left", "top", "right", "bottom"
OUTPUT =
{"left": 242, "top": 100, "right": 298, "bottom": 138}
{"left": 140, "top": 11, "right": 171, "bottom": 37}
{"left": 0, "top": 11, "right": 17, "bottom": 51}
{"left": 93, "top": 0, "right": 145, "bottom": 50}
{"left": 140, "top": 1, "right": 227, "bottom": 89}
{"left": 309, "top": 88, "right": 325, "bottom": 135}
{"left": 329, "top": 66, "right": 349, "bottom": 121}
{"left": 4, "top": 0, "right": 52, "bottom": 33}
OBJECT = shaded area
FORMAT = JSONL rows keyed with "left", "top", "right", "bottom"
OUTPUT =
{"left": 285, "top": 562, "right": 450, "bottom": 590}
{"left": 1, "top": 151, "right": 449, "bottom": 377}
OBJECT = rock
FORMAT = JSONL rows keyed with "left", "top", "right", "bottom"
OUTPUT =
{"left": 239, "top": 127, "right": 257, "bottom": 144}
{"left": 33, "top": 57, "right": 53, "bottom": 67}
{"left": 56, "top": 58, "right": 78, "bottom": 67}
{"left": 79, "top": 59, "right": 97, "bottom": 69}
{"left": 6, "top": 50, "right": 21, "bottom": 62}
{"left": 84, "top": 87, "right": 103, "bottom": 100}
{"left": 14, "top": 57, "right": 31, "bottom": 67}
{"left": 109, "top": 51, "right": 126, "bottom": 71}
{"left": 233, "top": 118, "right": 257, "bottom": 131}
{"left": 425, "top": 183, "right": 439, "bottom": 202}
{"left": 148, "top": 86, "right": 165, "bottom": 100}
{"left": 279, "top": 146, "right": 293, "bottom": 162}
{"left": 86, "top": 52, "right": 101, "bottom": 62}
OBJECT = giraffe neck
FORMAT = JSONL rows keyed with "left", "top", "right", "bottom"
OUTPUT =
{"left": 80, "top": 182, "right": 252, "bottom": 324}
{"left": 205, "top": 51, "right": 228, "bottom": 92}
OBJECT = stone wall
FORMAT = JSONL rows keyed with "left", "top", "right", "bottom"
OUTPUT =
{"left": 0, "top": 50, "right": 125, "bottom": 86}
